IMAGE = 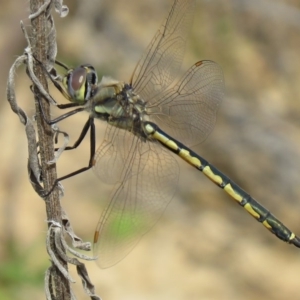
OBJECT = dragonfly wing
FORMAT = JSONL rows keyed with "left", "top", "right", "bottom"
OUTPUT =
{"left": 93, "top": 139, "right": 179, "bottom": 268}
{"left": 131, "top": 0, "right": 195, "bottom": 102}
{"left": 148, "top": 60, "right": 225, "bottom": 147}
{"left": 93, "top": 125, "right": 139, "bottom": 185}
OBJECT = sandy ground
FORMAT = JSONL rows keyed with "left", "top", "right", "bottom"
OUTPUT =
{"left": 2, "top": 0, "right": 300, "bottom": 299}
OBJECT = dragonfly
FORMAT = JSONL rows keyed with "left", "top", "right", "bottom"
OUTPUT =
{"left": 43, "top": 0, "right": 300, "bottom": 268}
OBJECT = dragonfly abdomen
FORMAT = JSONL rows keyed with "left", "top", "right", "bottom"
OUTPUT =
{"left": 144, "top": 121, "right": 300, "bottom": 248}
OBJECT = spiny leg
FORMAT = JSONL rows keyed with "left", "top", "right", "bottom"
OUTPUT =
{"left": 43, "top": 117, "right": 96, "bottom": 197}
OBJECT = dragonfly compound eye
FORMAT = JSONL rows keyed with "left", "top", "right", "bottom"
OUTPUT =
{"left": 67, "top": 67, "right": 88, "bottom": 103}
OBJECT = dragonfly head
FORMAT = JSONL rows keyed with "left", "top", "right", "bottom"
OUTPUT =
{"left": 63, "top": 64, "right": 98, "bottom": 104}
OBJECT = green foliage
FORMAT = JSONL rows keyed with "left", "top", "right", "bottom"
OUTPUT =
{"left": 0, "top": 240, "right": 46, "bottom": 299}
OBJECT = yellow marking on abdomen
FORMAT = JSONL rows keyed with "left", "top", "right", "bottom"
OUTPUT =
{"left": 203, "top": 166, "right": 223, "bottom": 185}
{"left": 262, "top": 220, "right": 272, "bottom": 230}
{"left": 244, "top": 203, "right": 260, "bottom": 219}
{"left": 224, "top": 184, "right": 243, "bottom": 203}
{"left": 289, "top": 233, "right": 296, "bottom": 241}
{"left": 144, "top": 123, "right": 155, "bottom": 134}
{"left": 152, "top": 131, "right": 178, "bottom": 151}
{"left": 179, "top": 149, "right": 201, "bottom": 167}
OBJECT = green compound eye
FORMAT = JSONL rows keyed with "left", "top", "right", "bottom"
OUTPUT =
{"left": 64, "top": 65, "right": 98, "bottom": 103}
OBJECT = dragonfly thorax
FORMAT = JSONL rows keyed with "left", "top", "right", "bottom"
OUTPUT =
{"left": 91, "top": 77, "right": 148, "bottom": 138}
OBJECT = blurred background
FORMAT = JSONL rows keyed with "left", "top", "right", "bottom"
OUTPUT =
{"left": 1, "top": 0, "right": 300, "bottom": 299}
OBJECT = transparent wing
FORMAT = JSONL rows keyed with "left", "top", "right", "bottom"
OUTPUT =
{"left": 147, "top": 60, "right": 225, "bottom": 148}
{"left": 93, "top": 136, "right": 179, "bottom": 268}
{"left": 131, "top": 0, "right": 195, "bottom": 102}
{"left": 93, "top": 125, "right": 143, "bottom": 185}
